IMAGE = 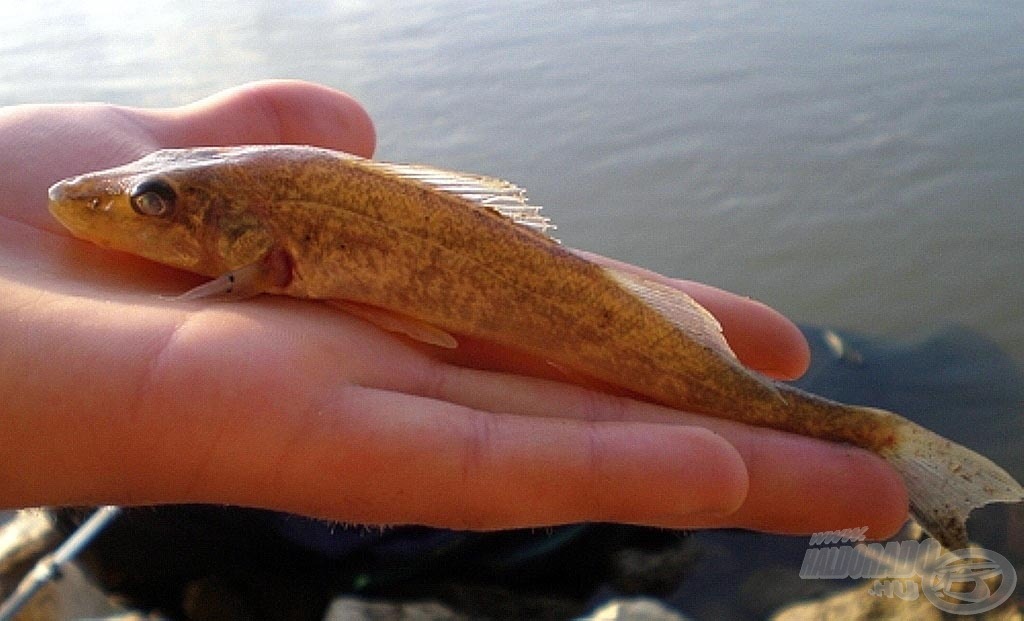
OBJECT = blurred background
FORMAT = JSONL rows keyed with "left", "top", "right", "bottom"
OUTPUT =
{"left": 2, "top": 1, "right": 1022, "bottom": 618}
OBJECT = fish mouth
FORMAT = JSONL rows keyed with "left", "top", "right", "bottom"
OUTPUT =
{"left": 48, "top": 176, "right": 126, "bottom": 215}
{"left": 47, "top": 176, "right": 96, "bottom": 203}
{"left": 47, "top": 179, "right": 69, "bottom": 202}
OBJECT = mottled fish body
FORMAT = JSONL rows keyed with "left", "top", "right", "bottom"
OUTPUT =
{"left": 48, "top": 145, "right": 1023, "bottom": 549}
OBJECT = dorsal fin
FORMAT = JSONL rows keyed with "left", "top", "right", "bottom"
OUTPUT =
{"left": 603, "top": 266, "right": 784, "bottom": 400}
{"left": 363, "top": 161, "right": 556, "bottom": 236}
{"left": 603, "top": 267, "right": 738, "bottom": 361}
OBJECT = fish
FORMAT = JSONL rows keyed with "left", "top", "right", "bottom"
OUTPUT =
{"left": 47, "top": 145, "right": 1023, "bottom": 550}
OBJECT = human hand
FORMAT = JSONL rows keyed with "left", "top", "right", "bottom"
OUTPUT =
{"left": 0, "top": 80, "right": 907, "bottom": 538}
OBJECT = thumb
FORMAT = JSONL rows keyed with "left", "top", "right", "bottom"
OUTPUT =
{"left": 147, "top": 80, "right": 376, "bottom": 158}
{"left": 3, "top": 80, "right": 376, "bottom": 231}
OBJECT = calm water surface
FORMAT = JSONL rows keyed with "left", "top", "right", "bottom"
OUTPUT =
{"left": 3, "top": 1, "right": 1021, "bottom": 365}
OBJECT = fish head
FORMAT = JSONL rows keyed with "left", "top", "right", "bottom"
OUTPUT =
{"left": 48, "top": 147, "right": 277, "bottom": 277}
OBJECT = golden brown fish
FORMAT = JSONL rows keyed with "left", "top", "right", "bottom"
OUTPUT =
{"left": 47, "top": 145, "right": 1023, "bottom": 549}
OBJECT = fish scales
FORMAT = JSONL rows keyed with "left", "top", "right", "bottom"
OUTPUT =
{"left": 48, "top": 145, "right": 1024, "bottom": 550}
{"left": 292, "top": 165, "right": 754, "bottom": 416}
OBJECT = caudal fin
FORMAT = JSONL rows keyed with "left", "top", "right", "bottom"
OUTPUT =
{"left": 877, "top": 412, "right": 1024, "bottom": 550}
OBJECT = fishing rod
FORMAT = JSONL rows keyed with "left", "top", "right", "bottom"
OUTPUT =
{"left": 0, "top": 505, "right": 122, "bottom": 621}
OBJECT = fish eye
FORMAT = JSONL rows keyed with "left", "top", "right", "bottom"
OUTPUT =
{"left": 129, "top": 178, "right": 177, "bottom": 217}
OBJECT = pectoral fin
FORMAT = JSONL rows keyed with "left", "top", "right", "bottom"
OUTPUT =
{"left": 175, "top": 262, "right": 266, "bottom": 301}
{"left": 174, "top": 249, "right": 294, "bottom": 302}
{"left": 328, "top": 300, "right": 458, "bottom": 349}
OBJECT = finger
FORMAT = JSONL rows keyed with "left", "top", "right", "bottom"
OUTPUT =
{"left": 711, "top": 432, "right": 909, "bottom": 540}
{"left": 389, "top": 359, "right": 908, "bottom": 538}
{"left": 183, "top": 385, "right": 749, "bottom": 529}
{"left": 2, "top": 80, "right": 375, "bottom": 232}
{"left": 0, "top": 288, "right": 748, "bottom": 527}
{"left": 2, "top": 270, "right": 899, "bottom": 536}
{"left": 677, "top": 279, "right": 810, "bottom": 380}
{"left": 148, "top": 79, "right": 376, "bottom": 158}
{"left": 569, "top": 249, "right": 809, "bottom": 379}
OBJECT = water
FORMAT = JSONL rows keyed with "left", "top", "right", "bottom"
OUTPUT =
{"left": 3, "top": 0, "right": 1022, "bottom": 365}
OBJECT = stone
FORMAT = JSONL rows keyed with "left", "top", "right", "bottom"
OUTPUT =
{"left": 586, "top": 598, "right": 692, "bottom": 621}
{"left": 323, "top": 596, "right": 466, "bottom": 621}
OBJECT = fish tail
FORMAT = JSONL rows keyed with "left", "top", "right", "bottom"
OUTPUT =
{"left": 867, "top": 407, "right": 1024, "bottom": 550}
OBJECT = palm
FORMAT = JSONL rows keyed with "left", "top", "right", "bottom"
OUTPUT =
{"left": 0, "top": 81, "right": 907, "bottom": 539}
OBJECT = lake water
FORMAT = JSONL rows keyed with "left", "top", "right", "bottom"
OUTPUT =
{"left": 3, "top": 1, "right": 1022, "bottom": 365}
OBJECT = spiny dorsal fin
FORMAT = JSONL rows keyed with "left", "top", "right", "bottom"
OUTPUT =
{"left": 364, "top": 161, "right": 556, "bottom": 236}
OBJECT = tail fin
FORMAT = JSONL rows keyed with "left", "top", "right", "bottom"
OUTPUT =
{"left": 876, "top": 411, "right": 1024, "bottom": 550}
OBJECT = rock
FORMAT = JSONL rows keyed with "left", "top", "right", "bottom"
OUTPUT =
{"left": 771, "top": 583, "right": 942, "bottom": 621}
{"left": 0, "top": 510, "right": 60, "bottom": 577}
{"left": 586, "top": 598, "right": 692, "bottom": 621}
{"left": 738, "top": 566, "right": 836, "bottom": 617}
{"left": 609, "top": 539, "right": 699, "bottom": 594}
{"left": 1, "top": 558, "right": 135, "bottom": 620}
{"left": 0, "top": 510, "right": 138, "bottom": 620}
{"left": 771, "top": 579, "right": 1022, "bottom": 621}
{"left": 322, "top": 596, "right": 466, "bottom": 621}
